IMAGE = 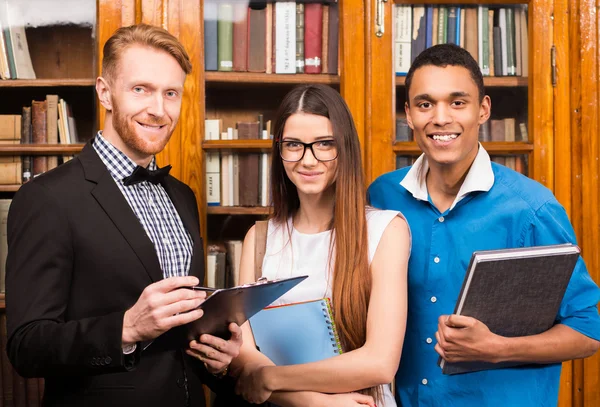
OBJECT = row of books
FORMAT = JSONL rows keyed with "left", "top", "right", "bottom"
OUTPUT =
{"left": 0, "top": 96, "right": 79, "bottom": 185}
{"left": 207, "top": 240, "right": 243, "bottom": 289}
{"left": 0, "top": 198, "right": 9, "bottom": 293}
{"left": 394, "top": 116, "right": 528, "bottom": 143}
{"left": 395, "top": 154, "right": 528, "bottom": 175}
{"left": 205, "top": 118, "right": 271, "bottom": 207}
{"left": 395, "top": 5, "right": 528, "bottom": 77}
{"left": 0, "top": 0, "right": 36, "bottom": 79}
{"left": 0, "top": 313, "right": 45, "bottom": 406}
{"left": 205, "top": 1, "right": 338, "bottom": 74}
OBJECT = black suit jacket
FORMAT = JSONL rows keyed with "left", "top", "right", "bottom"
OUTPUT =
{"left": 5, "top": 143, "right": 216, "bottom": 407}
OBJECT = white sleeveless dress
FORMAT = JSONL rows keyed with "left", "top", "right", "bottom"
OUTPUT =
{"left": 260, "top": 208, "right": 405, "bottom": 407}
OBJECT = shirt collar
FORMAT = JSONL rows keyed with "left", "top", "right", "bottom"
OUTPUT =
{"left": 92, "top": 131, "right": 157, "bottom": 184}
{"left": 400, "top": 143, "right": 494, "bottom": 210}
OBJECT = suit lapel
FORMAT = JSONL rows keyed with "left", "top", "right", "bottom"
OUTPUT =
{"left": 161, "top": 177, "right": 204, "bottom": 282}
{"left": 79, "top": 143, "right": 164, "bottom": 283}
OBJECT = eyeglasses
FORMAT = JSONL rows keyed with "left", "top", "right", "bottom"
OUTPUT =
{"left": 278, "top": 139, "right": 339, "bottom": 162}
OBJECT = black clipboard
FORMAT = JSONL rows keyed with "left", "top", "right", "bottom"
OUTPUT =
{"left": 183, "top": 275, "right": 308, "bottom": 342}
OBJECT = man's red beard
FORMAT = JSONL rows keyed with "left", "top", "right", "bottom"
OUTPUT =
{"left": 111, "top": 103, "right": 173, "bottom": 156}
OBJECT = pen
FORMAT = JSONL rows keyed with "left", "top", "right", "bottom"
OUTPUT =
{"left": 187, "top": 286, "right": 218, "bottom": 292}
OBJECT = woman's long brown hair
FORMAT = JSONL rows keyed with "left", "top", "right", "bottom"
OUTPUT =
{"left": 270, "top": 84, "right": 379, "bottom": 401}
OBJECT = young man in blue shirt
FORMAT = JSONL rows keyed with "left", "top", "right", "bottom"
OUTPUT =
{"left": 368, "top": 43, "right": 600, "bottom": 406}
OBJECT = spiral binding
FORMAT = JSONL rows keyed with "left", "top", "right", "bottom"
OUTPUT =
{"left": 321, "top": 298, "right": 343, "bottom": 355}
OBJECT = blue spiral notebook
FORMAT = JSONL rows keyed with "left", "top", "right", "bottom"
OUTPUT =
{"left": 249, "top": 298, "right": 343, "bottom": 365}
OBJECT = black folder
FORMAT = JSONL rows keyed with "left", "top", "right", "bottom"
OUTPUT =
{"left": 183, "top": 275, "right": 308, "bottom": 342}
{"left": 439, "top": 243, "right": 580, "bottom": 375}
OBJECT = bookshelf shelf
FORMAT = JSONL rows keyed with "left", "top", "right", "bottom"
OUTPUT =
{"left": 0, "top": 185, "right": 20, "bottom": 192}
{"left": 396, "top": 76, "right": 528, "bottom": 87}
{"left": 205, "top": 72, "right": 340, "bottom": 85}
{"left": 203, "top": 139, "right": 272, "bottom": 152}
{"left": 0, "top": 79, "right": 95, "bottom": 88}
{"left": 207, "top": 206, "right": 272, "bottom": 215}
{"left": 393, "top": 0, "right": 526, "bottom": 5}
{"left": 0, "top": 144, "right": 85, "bottom": 155}
{"left": 393, "top": 141, "right": 534, "bottom": 155}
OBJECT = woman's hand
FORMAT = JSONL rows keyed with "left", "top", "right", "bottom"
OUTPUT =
{"left": 186, "top": 323, "right": 242, "bottom": 375}
{"left": 235, "top": 362, "right": 273, "bottom": 404}
{"left": 315, "top": 392, "right": 376, "bottom": 407}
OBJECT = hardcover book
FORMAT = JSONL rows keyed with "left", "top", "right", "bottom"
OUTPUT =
{"left": 439, "top": 243, "right": 580, "bottom": 375}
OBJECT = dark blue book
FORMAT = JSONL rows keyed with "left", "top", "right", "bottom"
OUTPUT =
{"left": 204, "top": 2, "right": 218, "bottom": 71}
{"left": 455, "top": 6, "right": 461, "bottom": 45}
{"left": 411, "top": 6, "right": 427, "bottom": 63}
{"left": 425, "top": 6, "right": 433, "bottom": 48}
{"left": 447, "top": 7, "right": 457, "bottom": 45}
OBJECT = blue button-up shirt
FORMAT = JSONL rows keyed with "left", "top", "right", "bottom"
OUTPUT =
{"left": 368, "top": 147, "right": 600, "bottom": 407}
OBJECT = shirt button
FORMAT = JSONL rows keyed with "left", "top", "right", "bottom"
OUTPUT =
{"left": 426, "top": 337, "right": 433, "bottom": 344}
{"left": 431, "top": 296, "right": 437, "bottom": 303}
{"left": 422, "top": 378, "right": 428, "bottom": 385}
{"left": 434, "top": 256, "right": 440, "bottom": 263}
{"left": 438, "top": 216, "right": 445, "bottom": 222}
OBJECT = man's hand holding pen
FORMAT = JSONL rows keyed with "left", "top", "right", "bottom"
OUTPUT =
{"left": 122, "top": 276, "right": 206, "bottom": 345}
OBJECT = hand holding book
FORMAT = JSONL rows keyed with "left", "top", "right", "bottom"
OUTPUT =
{"left": 435, "top": 313, "right": 503, "bottom": 366}
{"left": 437, "top": 243, "right": 579, "bottom": 374}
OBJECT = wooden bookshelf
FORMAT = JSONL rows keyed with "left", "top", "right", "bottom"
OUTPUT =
{"left": 396, "top": 76, "right": 528, "bottom": 87}
{"left": 0, "top": 293, "right": 4, "bottom": 309}
{"left": 205, "top": 72, "right": 340, "bottom": 85}
{"left": 207, "top": 206, "right": 272, "bottom": 215}
{"left": 393, "top": 141, "right": 534, "bottom": 155}
{"left": 0, "top": 144, "right": 85, "bottom": 155}
{"left": 0, "top": 79, "right": 95, "bottom": 88}
{"left": 202, "top": 139, "right": 272, "bottom": 152}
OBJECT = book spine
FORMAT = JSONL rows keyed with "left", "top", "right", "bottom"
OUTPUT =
{"left": 31, "top": 101, "right": 48, "bottom": 176}
{"left": 321, "top": 5, "right": 329, "bottom": 74}
{"left": 237, "top": 122, "right": 260, "bottom": 206}
{"left": 425, "top": 6, "right": 433, "bottom": 48}
{"left": 8, "top": 21, "right": 36, "bottom": 79}
{"left": 446, "top": 7, "right": 457, "bottom": 45}
{"left": 520, "top": 7, "right": 528, "bottom": 77}
{"left": 0, "top": 115, "right": 19, "bottom": 140}
{"left": 217, "top": 4, "right": 234, "bottom": 72}
{"left": 295, "top": 3, "right": 304, "bottom": 73}
{"left": 232, "top": 4, "right": 248, "bottom": 72}
{"left": 394, "top": 5, "right": 411, "bottom": 75}
{"left": 303, "top": 4, "right": 322, "bottom": 74}
{"left": 327, "top": 3, "right": 339, "bottom": 75}
{"left": 411, "top": 6, "right": 426, "bottom": 63}
{"left": 275, "top": 2, "right": 296, "bottom": 74}
{"left": 322, "top": 298, "right": 343, "bottom": 355}
{"left": 0, "top": 162, "right": 21, "bottom": 184}
{"left": 493, "top": 26, "right": 503, "bottom": 77}
{"left": 46, "top": 95, "right": 59, "bottom": 171}
{"left": 464, "top": 7, "right": 478, "bottom": 63}
{"left": 506, "top": 7, "right": 516, "bottom": 76}
{"left": 488, "top": 10, "right": 495, "bottom": 76}
{"left": 0, "top": 17, "right": 10, "bottom": 79}
{"left": 20, "top": 106, "right": 31, "bottom": 183}
{"left": 247, "top": 7, "right": 267, "bottom": 73}
{"left": 437, "top": 6, "right": 447, "bottom": 44}
{"left": 204, "top": 2, "right": 218, "bottom": 71}
{"left": 205, "top": 119, "right": 221, "bottom": 206}
{"left": 499, "top": 8, "right": 508, "bottom": 76}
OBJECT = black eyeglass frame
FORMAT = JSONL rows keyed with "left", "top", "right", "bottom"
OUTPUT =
{"left": 277, "top": 139, "right": 339, "bottom": 163}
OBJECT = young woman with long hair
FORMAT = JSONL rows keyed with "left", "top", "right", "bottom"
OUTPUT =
{"left": 229, "top": 84, "right": 410, "bottom": 407}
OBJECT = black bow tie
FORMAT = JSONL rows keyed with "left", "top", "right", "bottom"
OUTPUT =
{"left": 122, "top": 164, "right": 172, "bottom": 186}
